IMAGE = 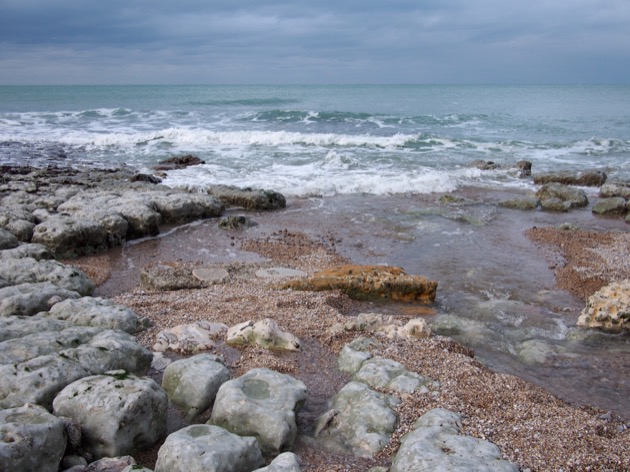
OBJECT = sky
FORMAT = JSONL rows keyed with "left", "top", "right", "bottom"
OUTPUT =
{"left": 0, "top": 0, "right": 629, "bottom": 85}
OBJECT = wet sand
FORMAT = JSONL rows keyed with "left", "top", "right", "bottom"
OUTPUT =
{"left": 69, "top": 191, "right": 630, "bottom": 471}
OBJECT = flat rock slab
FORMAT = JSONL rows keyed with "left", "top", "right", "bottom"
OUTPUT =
{"left": 45, "top": 296, "right": 140, "bottom": 333}
{"left": 192, "top": 267, "right": 230, "bottom": 284}
{"left": 155, "top": 424, "right": 264, "bottom": 472}
{"left": 281, "top": 265, "right": 437, "bottom": 303}
{"left": 0, "top": 403, "right": 67, "bottom": 472}
{"left": 53, "top": 371, "right": 168, "bottom": 460}
{"left": 391, "top": 408, "right": 519, "bottom": 472}
{"left": 0, "top": 282, "right": 80, "bottom": 317}
{"left": 255, "top": 267, "right": 307, "bottom": 279}
{"left": 210, "top": 368, "right": 308, "bottom": 455}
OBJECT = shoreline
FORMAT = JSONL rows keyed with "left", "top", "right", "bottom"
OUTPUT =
{"left": 2, "top": 166, "right": 630, "bottom": 470}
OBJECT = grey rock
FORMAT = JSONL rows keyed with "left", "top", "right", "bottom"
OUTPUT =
{"left": 84, "top": 456, "right": 136, "bottom": 472}
{"left": 162, "top": 354, "right": 230, "bottom": 421}
{"left": 0, "top": 227, "right": 19, "bottom": 249}
{"left": 61, "top": 455, "right": 88, "bottom": 469}
{"left": 152, "top": 192, "right": 223, "bottom": 224}
{"left": 32, "top": 214, "right": 107, "bottom": 257}
{"left": 600, "top": 182, "right": 630, "bottom": 199}
{"left": 592, "top": 197, "right": 627, "bottom": 215}
{"left": 53, "top": 371, "right": 168, "bottom": 460}
{"left": 253, "top": 452, "right": 301, "bottom": 472}
{"left": 533, "top": 170, "right": 607, "bottom": 187}
{"left": 74, "top": 210, "right": 129, "bottom": 247}
{"left": 210, "top": 368, "right": 307, "bottom": 455}
{"left": 226, "top": 319, "right": 301, "bottom": 351}
{"left": 0, "top": 325, "right": 101, "bottom": 364}
{"left": 0, "top": 403, "right": 67, "bottom": 472}
{"left": 0, "top": 243, "right": 53, "bottom": 260}
{"left": 5, "top": 219, "right": 36, "bottom": 242}
{"left": 46, "top": 296, "right": 140, "bottom": 333}
{"left": 115, "top": 198, "right": 162, "bottom": 238}
{"left": 353, "top": 357, "right": 407, "bottom": 387}
{"left": 391, "top": 408, "right": 519, "bottom": 472}
{"left": 155, "top": 424, "right": 264, "bottom": 472}
{"left": 0, "top": 330, "right": 151, "bottom": 410}
{"left": 338, "top": 345, "right": 373, "bottom": 374}
{"left": 0, "top": 282, "right": 81, "bottom": 317}
{"left": 0, "top": 315, "right": 68, "bottom": 342}
{"left": 536, "top": 183, "right": 589, "bottom": 210}
{"left": 153, "top": 321, "right": 227, "bottom": 353}
{"left": 315, "top": 381, "right": 399, "bottom": 458}
{"left": 0, "top": 257, "right": 94, "bottom": 295}
{"left": 207, "top": 185, "right": 286, "bottom": 210}
{"left": 499, "top": 197, "right": 539, "bottom": 210}
{"left": 140, "top": 263, "right": 206, "bottom": 291}
{"left": 219, "top": 215, "right": 258, "bottom": 230}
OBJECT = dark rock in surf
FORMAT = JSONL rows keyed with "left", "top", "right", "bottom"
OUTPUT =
{"left": 207, "top": 185, "right": 286, "bottom": 211}
{"left": 533, "top": 170, "right": 607, "bottom": 187}
{"left": 536, "top": 183, "right": 589, "bottom": 211}
{"left": 153, "top": 154, "right": 206, "bottom": 171}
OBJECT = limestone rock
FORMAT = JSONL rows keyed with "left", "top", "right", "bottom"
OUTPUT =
{"left": 141, "top": 262, "right": 207, "bottom": 291}
{"left": 282, "top": 265, "right": 438, "bottom": 303}
{"left": 578, "top": 280, "right": 630, "bottom": 331}
{"left": 499, "top": 197, "right": 539, "bottom": 210}
{"left": 0, "top": 282, "right": 80, "bottom": 317}
{"left": 330, "top": 313, "right": 431, "bottom": 340}
{"left": 533, "top": 170, "right": 607, "bottom": 187}
{"left": 390, "top": 408, "right": 519, "bottom": 471}
{"left": 0, "top": 403, "right": 67, "bottom": 472}
{"left": 536, "top": 183, "right": 589, "bottom": 211}
{"left": 600, "top": 182, "right": 630, "bottom": 199}
{"left": 0, "top": 243, "right": 53, "bottom": 260}
{"left": 153, "top": 321, "right": 228, "bottom": 353}
{"left": 353, "top": 357, "right": 428, "bottom": 394}
{"left": 84, "top": 456, "right": 136, "bottom": 471}
{"left": 253, "top": 452, "right": 301, "bottom": 472}
{"left": 46, "top": 296, "right": 140, "bottom": 333}
{"left": 53, "top": 371, "right": 168, "bottom": 459}
{"left": 162, "top": 354, "right": 230, "bottom": 421}
{"left": 151, "top": 193, "right": 223, "bottom": 224}
{"left": 0, "top": 330, "right": 152, "bottom": 410}
{"left": 226, "top": 319, "right": 301, "bottom": 351}
{"left": 314, "top": 381, "right": 399, "bottom": 458}
{"left": 210, "top": 368, "right": 307, "bottom": 455}
{"left": 592, "top": 197, "right": 627, "bottom": 215}
{"left": 155, "top": 424, "right": 264, "bottom": 472}
{"left": 219, "top": 215, "right": 258, "bottom": 230}
{"left": 207, "top": 184, "right": 286, "bottom": 210}
{"left": 338, "top": 345, "right": 373, "bottom": 374}
{"left": 0, "top": 316, "right": 68, "bottom": 342}
{"left": 32, "top": 214, "right": 108, "bottom": 258}
{"left": 0, "top": 227, "right": 19, "bottom": 250}
{"left": 0, "top": 257, "right": 94, "bottom": 295}
{"left": 73, "top": 209, "right": 129, "bottom": 248}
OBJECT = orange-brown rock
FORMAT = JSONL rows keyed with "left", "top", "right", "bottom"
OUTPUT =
{"left": 280, "top": 265, "right": 437, "bottom": 303}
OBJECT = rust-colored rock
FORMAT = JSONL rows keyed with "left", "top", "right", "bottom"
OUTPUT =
{"left": 281, "top": 265, "right": 437, "bottom": 303}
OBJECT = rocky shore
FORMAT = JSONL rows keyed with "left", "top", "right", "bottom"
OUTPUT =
{"left": 1, "top": 165, "right": 630, "bottom": 471}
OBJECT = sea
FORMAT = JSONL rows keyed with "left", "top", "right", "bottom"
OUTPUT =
{"left": 1, "top": 84, "right": 630, "bottom": 418}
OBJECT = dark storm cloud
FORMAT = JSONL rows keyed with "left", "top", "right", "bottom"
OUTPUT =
{"left": 0, "top": 0, "right": 628, "bottom": 84}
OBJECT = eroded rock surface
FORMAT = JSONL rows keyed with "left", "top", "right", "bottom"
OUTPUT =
{"left": 226, "top": 319, "right": 301, "bottom": 351}
{"left": 578, "top": 279, "right": 630, "bottom": 331}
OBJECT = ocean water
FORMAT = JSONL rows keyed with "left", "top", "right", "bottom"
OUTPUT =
{"left": 1, "top": 84, "right": 629, "bottom": 194}
{"left": 2, "top": 85, "right": 630, "bottom": 417}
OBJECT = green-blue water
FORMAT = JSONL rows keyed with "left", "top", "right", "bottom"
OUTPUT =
{"left": 1, "top": 84, "right": 629, "bottom": 195}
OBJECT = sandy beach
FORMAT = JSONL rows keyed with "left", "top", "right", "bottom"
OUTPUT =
{"left": 61, "top": 191, "right": 630, "bottom": 472}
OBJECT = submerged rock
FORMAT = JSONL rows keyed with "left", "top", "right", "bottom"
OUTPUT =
{"left": 592, "top": 197, "right": 627, "bottom": 215}
{"left": 281, "top": 265, "right": 438, "bottom": 303}
{"left": 140, "top": 262, "right": 207, "bottom": 291}
{"left": 536, "top": 183, "right": 589, "bottom": 211}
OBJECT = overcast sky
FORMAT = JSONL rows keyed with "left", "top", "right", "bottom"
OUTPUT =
{"left": 0, "top": 0, "right": 628, "bottom": 85}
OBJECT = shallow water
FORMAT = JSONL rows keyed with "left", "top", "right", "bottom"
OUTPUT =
{"left": 99, "top": 188, "right": 630, "bottom": 420}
